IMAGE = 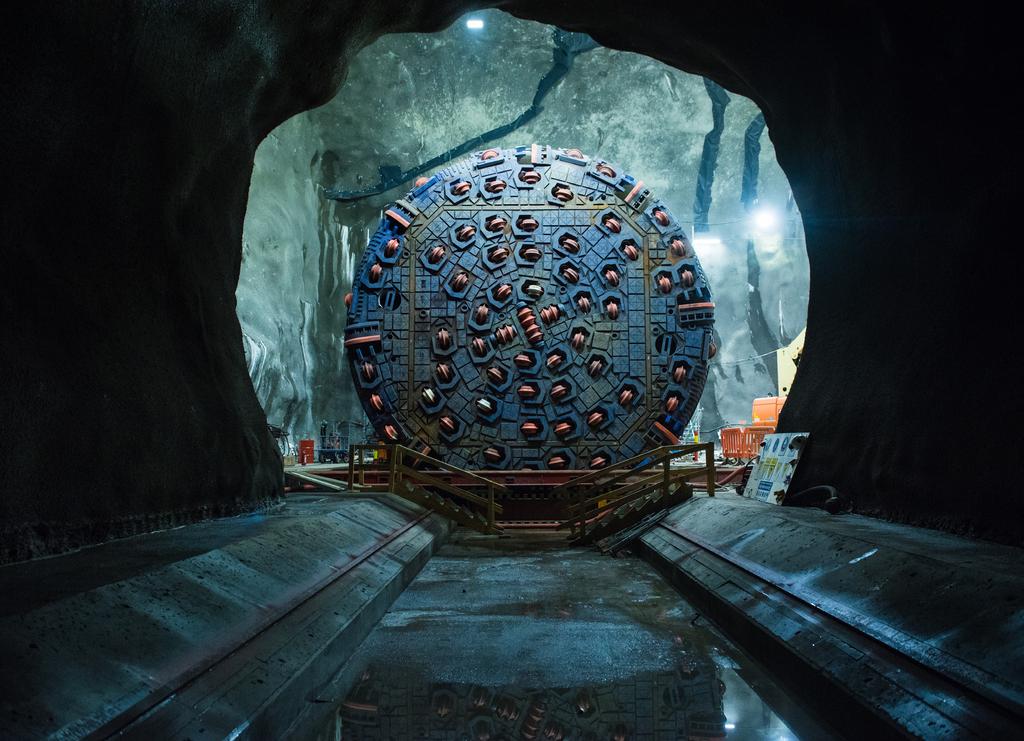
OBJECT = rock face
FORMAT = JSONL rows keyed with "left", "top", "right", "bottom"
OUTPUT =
{"left": 1, "top": 2, "right": 1019, "bottom": 559}
{"left": 239, "top": 14, "right": 806, "bottom": 442}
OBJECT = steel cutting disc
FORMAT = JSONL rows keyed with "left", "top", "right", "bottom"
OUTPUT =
{"left": 344, "top": 145, "right": 715, "bottom": 470}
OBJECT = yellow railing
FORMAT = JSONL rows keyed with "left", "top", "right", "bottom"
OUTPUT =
{"left": 347, "top": 443, "right": 506, "bottom": 532}
{"left": 554, "top": 443, "right": 715, "bottom": 541}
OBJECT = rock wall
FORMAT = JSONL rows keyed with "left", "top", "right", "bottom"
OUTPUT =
{"left": 0, "top": 0, "right": 473, "bottom": 562}
{"left": 239, "top": 11, "right": 808, "bottom": 442}
{"left": 1, "top": 2, "right": 1019, "bottom": 560}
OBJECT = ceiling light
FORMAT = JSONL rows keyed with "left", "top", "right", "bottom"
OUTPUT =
{"left": 466, "top": 18, "right": 484, "bottom": 30}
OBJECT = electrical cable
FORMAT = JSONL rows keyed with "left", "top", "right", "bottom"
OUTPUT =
{"left": 711, "top": 348, "right": 783, "bottom": 366}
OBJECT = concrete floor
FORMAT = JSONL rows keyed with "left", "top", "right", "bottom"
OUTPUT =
{"left": 9, "top": 489, "right": 1016, "bottom": 738}
{"left": 0, "top": 493, "right": 450, "bottom": 739}
{"left": 318, "top": 531, "right": 827, "bottom": 740}
{"left": 0, "top": 494, "right": 347, "bottom": 617}
{"left": 649, "top": 494, "right": 1024, "bottom": 720}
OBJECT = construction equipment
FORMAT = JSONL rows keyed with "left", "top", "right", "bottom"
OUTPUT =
{"left": 751, "top": 395, "right": 786, "bottom": 427}
{"left": 720, "top": 327, "right": 803, "bottom": 460}
{"left": 777, "top": 328, "right": 805, "bottom": 396}
{"left": 342, "top": 144, "right": 715, "bottom": 472}
{"left": 720, "top": 396, "right": 786, "bottom": 462}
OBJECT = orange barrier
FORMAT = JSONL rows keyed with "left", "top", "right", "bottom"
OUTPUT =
{"left": 298, "top": 439, "right": 315, "bottom": 465}
{"left": 720, "top": 426, "right": 773, "bottom": 460}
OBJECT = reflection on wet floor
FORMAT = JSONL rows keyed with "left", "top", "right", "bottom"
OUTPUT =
{"left": 320, "top": 532, "right": 810, "bottom": 740}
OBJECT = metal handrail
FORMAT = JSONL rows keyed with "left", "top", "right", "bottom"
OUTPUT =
{"left": 391, "top": 445, "right": 510, "bottom": 492}
{"left": 347, "top": 443, "right": 504, "bottom": 532}
{"left": 347, "top": 444, "right": 391, "bottom": 490}
{"left": 564, "top": 464, "right": 708, "bottom": 517}
{"left": 394, "top": 465, "right": 504, "bottom": 515}
{"left": 564, "top": 467, "right": 711, "bottom": 527}
{"left": 557, "top": 443, "right": 715, "bottom": 541}
{"left": 564, "top": 470, "right": 665, "bottom": 517}
{"left": 551, "top": 443, "right": 708, "bottom": 497}
{"left": 560, "top": 473, "right": 664, "bottom": 528}
{"left": 552, "top": 446, "right": 696, "bottom": 511}
{"left": 554, "top": 446, "right": 687, "bottom": 492}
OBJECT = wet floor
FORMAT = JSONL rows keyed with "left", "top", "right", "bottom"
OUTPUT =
{"left": 320, "top": 532, "right": 822, "bottom": 740}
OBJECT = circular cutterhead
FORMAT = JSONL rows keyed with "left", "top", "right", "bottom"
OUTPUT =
{"left": 344, "top": 144, "right": 715, "bottom": 469}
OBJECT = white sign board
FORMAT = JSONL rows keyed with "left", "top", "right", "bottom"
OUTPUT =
{"left": 741, "top": 432, "right": 810, "bottom": 504}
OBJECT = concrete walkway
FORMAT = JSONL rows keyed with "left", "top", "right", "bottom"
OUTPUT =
{"left": 0, "top": 492, "right": 450, "bottom": 739}
{"left": 641, "top": 493, "right": 1024, "bottom": 738}
{"left": 306, "top": 531, "right": 828, "bottom": 740}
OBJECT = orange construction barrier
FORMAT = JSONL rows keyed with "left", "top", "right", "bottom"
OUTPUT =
{"left": 720, "top": 426, "right": 773, "bottom": 460}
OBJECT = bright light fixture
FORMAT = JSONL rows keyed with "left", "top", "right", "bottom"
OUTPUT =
{"left": 752, "top": 206, "right": 778, "bottom": 232}
{"left": 466, "top": 18, "right": 484, "bottom": 29}
{"left": 725, "top": 723, "right": 736, "bottom": 730}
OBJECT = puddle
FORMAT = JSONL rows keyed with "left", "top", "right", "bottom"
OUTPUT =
{"left": 311, "top": 535, "right": 816, "bottom": 740}
{"left": 332, "top": 658, "right": 796, "bottom": 740}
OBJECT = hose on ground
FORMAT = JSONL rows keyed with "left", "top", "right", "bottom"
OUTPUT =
{"left": 784, "top": 484, "right": 850, "bottom": 514}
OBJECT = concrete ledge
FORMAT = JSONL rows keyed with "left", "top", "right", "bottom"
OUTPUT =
{"left": 640, "top": 494, "right": 1024, "bottom": 739}
{"left": 0, "top": 493, "right": 451, "bottom": 739}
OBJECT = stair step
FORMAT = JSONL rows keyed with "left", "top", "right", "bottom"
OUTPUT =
{"left": 566, "top": 481, "right": 694, "bottom": 546}
{"left": 393, "top": 483, "right": 496, "bottom": 535}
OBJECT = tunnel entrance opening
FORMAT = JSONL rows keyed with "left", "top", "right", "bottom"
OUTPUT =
{"left": 238, "top": 10, "right": 809, "bottom": 471}
{"left": 236, "top": 20, "right": 824, "bottom": 735}
{"left": 3, "top": 0, "right": 1017, "bottom": 576}
{"left": 234, "top": 22, "right": 823, "bottom": 733}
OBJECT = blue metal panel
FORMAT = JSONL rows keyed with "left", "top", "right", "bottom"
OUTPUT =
{"left": 344, "top": 146, "right": 714, "bottom": 470}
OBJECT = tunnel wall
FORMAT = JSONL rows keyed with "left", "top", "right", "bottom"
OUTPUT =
{"left": 0, "top": 2, "right": 1018, "bottom": 561}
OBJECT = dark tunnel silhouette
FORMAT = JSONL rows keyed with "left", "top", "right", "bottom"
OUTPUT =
{"left": 0, "top": 2, "right": 1017, "bottom": 551}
